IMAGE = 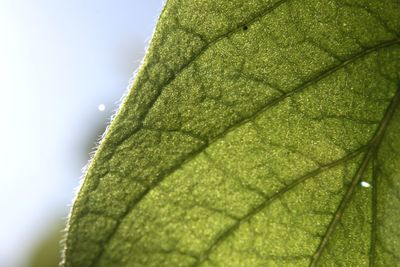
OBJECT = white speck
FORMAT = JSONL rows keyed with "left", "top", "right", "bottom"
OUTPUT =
{"left": 98, "top": 104, "right": 106, "bottom": 112}
{"left": 360, "top": 181, "right": 371, "bottom": 188}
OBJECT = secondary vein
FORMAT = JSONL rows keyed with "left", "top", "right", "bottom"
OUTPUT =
{"left": 89, "top": 40, "right": 400, "bottom": 267}
{"left": 193, "top": 147, "right": 365, "bottom": 266}
{"left": 310, "top": 86, "right": 400, "bottom": 266}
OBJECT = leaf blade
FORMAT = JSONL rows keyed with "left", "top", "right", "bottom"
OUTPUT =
{"left": 63, "top": 1, "right": 400, "bottom": 266}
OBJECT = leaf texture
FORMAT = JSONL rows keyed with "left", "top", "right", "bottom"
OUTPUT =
{"left": 63, "top": 0, "right": 400, "bottom": 266}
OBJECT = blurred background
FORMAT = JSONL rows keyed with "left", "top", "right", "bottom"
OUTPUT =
{"left": 0, "top": 1, "right": 164, "bottom": 266}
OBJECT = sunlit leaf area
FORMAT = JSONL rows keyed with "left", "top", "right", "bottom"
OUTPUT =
{"left": 64, "top": 1, "right": 400, "bottom": 266}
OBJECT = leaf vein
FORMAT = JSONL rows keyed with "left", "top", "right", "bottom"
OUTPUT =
{"left": 193, "top": 147, "right": 365, "bottom": 266}
{"left": 91, "top": 40, "right": 400, "bottom": 267}
{"left": 111, "top": 0, "right": 290, "bottom": 150}
{"left": 310, "top": 85, "right": 400, "bottom": 266}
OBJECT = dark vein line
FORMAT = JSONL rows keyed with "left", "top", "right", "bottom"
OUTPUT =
{"left": 192, "top": 147, "right": 365, "bottom": 266}
{"left": 310, "top": 86, "right": 400, "bottom": 267}
{"left": 91, "top": 39, "right": 400, "bottom": 267}
{"left": 310, "top": 148, "right": 373, "bottom": 266}
{"left": 112, "top": 0, "right": 290, "bottom": 149}
{"left": 370, "top": 153, "right": 378, "bottom": 267}
{"left": 89, "top": 2, "right": 292, "bottom": 265}
{"left": 150, "top": 39, "right": 398, "bottom": 154}
{"left": 90, "top": 0, "right": 290, "bottom": 191}
{"left": 89, "top": 142, "right": 209, "bottom": 267}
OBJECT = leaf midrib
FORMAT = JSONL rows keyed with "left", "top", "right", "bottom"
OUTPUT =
{"left": 310, "top": 86, "right": 400, "bottom": 266}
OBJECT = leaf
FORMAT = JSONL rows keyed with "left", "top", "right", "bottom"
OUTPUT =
{"left": 62, "top": 1, "right": 400, "bottom": 266}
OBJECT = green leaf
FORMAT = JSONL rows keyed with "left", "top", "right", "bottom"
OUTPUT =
{"left": 62, "top": 1, "right": 400, "bottom": 266}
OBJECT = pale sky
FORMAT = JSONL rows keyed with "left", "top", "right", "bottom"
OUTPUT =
{"left": 0, "top": 1, "right": 164, "bottom": 266}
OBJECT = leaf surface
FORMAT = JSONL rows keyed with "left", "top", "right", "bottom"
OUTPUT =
{"left": 63, "top": 0, "right": 400, "bottom": 266}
